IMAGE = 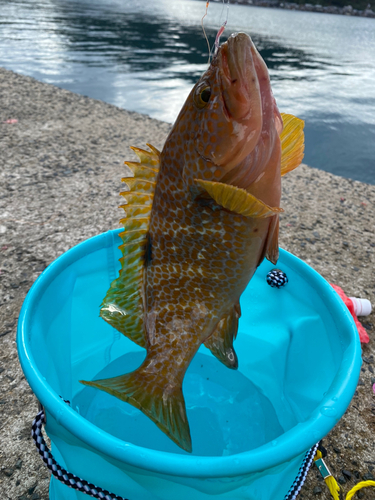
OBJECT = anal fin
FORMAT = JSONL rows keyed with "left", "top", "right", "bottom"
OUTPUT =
{"left": 265, "top": 214, "right": 280, "bottom": 265}
{"left": 257, "top": 214, "right": 280, "bottom": 267}
{"left": 204, "top": 303, "right": 241, "bottom": 369}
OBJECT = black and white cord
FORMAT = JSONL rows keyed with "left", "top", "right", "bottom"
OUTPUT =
{"left": 284, "top": 442, "right": 320, "bottom": 500}
{"left": 32, "top": 401, "right": 318, "bottom": 500}
{"left": 31, "top": 403, "right": 128, "bottom": 500}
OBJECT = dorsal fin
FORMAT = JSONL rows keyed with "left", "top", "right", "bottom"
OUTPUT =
{"left": 100, "top": 145, "right": 160, "bottom": 348}
{"left": 129, "top": 145, "right": 160, "bottom": 166}
{"left": 280, "top": 113, "right": 305, "bottom": 176}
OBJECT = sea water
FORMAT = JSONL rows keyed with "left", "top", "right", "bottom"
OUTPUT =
{"left": 2, "top": 0, "right": 375, "bottom": 182}
{"left": 72, "top": 351, "right": 284, "bottom": 457}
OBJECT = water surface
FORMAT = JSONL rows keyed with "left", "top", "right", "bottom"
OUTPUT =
{"left": 73, "top": 351, "right": 284, "bottom": 456}
{"left": 1, "top": 0, "right": 374, "bottom": 183}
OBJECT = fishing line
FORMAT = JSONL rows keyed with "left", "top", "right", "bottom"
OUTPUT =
{"left": 214, "top": 0, "right": 230, "bottom": 55}
{"left": 201, "top": 0, "right": 230, "bottom": 64}
{"left": 201, "top": 1, "right": 211, "bottom": 65}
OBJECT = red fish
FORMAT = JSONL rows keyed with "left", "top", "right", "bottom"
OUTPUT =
{"left": 81, "top": 32, "right": 304, "bottom": 452}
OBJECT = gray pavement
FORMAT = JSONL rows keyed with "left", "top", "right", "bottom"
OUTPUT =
{"left": 0, "top": 67, "right": 374, "bottom": 500}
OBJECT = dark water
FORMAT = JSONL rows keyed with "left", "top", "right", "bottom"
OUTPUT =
{"left": 1, "top": 0, "right": 375, "bottom": 184}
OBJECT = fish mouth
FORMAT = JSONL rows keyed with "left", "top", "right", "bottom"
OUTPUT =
{"left": 218, "top": 32, "right": 260, "bottom": 121}
{"left": 207, "top": 32, "right": 263, "bottom": 170}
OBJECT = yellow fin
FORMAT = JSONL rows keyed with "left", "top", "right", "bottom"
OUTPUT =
{"left": 195, "top": 179, "right": 283, "bottom": 218}
{"left": 119, "top": 204, "right": 152, "bottom": 219}
{"left": 130, "top": 145, "right": 160, "bottom": 166}
{"left": 118, "top": 217, "right": 150, "bottom": 232}
{"left": 119, "top": 192, "right": 154, "bottom": 206}
{"left": 124, "top": 162, "right": 159, "bottom": 181}
{"left": 121, "top": 178, "right": 156, "bottom": 193}
{"left": 146, "top": 143, "right": 161, "bottom": 157}
{"left": 80, "top": 369, "right": 192, "bottom": 452}
{"left": 118, "top": 228, "right": 148, "bottom": 244}
{"left": 280, "top": 113, "right": 305, "bottom": 176}
{"left": 100, "top": 145, "right": 160, "bottom": 348}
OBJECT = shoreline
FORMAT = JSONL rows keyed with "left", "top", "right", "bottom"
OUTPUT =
{"left": 0, "top": 67, "right": 374, "bottom": 500}
{"left": 223, "top": 0, "right": 375, "bottom": 17}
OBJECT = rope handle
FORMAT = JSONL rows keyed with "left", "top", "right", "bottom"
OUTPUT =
{"left": 31, "top": 402, "right": 374, "bottom": 500}
{"left": 284, "top": 443, "right": 320, "bottom": 500}
{"left": 31, "top": 401, "right": 128, "bottom": 500}
{"left": 32, "top": 399, "right": 317, "bottom": 500}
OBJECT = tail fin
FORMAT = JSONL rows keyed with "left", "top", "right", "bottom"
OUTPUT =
{"left": 80, "top": 371, "right": 192, "bottom": 452}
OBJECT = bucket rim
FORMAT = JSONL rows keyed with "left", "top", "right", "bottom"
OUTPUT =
{"left": 17, "top": 229, "right": 362, "bottom": 478}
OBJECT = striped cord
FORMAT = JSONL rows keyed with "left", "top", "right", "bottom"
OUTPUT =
{"left": 32, "top": 401, "right": 317, "bottom": 500}
{"left": 284, "top": 442, "right": 320, "bottom": 500}
{"left": 31, "top": 405, "right": 128, "bottom": 500}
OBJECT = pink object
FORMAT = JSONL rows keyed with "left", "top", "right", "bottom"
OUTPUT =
{"left": 330, "top": 284, "right": 370, "bottom": 343}
{"left": 3, "top": 119, "right": 18, "bottom": 124}
{"left": 373, "top": 383, "right": 375, "bottom": 394}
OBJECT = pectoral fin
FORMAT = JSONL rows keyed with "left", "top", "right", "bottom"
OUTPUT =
{"left": 204, "top": 303, "right": 241, "bottom": 369}
{"left": 195, "top": 179, "right": 283, "bottom": 218}
{"left": 280, "top": 113, "right": 305, "bottom": 176}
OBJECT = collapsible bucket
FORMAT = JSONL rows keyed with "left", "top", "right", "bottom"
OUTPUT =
{"left": 17, "top": 229, "right": 361, "bottom": 500}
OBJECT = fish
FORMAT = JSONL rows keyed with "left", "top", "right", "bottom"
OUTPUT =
{"left": 80, "top": 32, "right": 304, "bottom": 453}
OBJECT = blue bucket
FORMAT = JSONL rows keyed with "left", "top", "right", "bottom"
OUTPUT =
{"left": 17, "top": 229, "right": 361, "bottom": 500}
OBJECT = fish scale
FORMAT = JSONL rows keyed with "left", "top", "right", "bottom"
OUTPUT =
{"left": 81, "top": 32, "right": 305, "bottom": 453}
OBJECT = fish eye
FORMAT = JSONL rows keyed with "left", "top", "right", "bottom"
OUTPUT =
{"left": 194, "top": 84, "right": 211, "bottom": 109}
{"left": 200, "top": 87, "right": 211, "bottom": 103}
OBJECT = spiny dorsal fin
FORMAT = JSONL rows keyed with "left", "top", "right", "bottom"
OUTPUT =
{"left": 121, "top": 178, "right": 157, "bottom": 193}
{"left": 195, "top": 179, "right": 283, "bottom": 218}
{"left": 124, "top": 162, "right": 158, "bottom": 181}
{"left": 129, "top": 145, "right": 160, "bottom": 166}
{"left": 280, "top": 113, "right": 305, "bottom": 176}
{"left": 100, "top": 145, "right": 160, "bottom": 348}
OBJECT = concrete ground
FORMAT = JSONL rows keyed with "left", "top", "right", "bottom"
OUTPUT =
{"left": 0, "top": 67, "right": 374, "bottom": 500}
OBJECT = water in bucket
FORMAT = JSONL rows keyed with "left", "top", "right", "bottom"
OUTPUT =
{"left": 73, "top": 350, "right": 285, "bottom": 457}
